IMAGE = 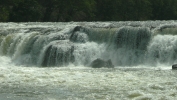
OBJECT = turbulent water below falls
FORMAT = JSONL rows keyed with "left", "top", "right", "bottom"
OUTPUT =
{"left": 1, "top": 21, "right": 177, "bottom": 99}
{"left": 0, "top": 61, "right": 177, "bottom": 100}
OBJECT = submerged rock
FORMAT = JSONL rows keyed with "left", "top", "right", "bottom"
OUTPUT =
{"left": 90, "top": 58, "right": 114, "bottom": 68}
{"left": 172, "top": 64, "right": 177, "bottom": 70}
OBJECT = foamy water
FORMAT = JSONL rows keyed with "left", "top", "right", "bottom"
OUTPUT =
{"left": 0, "top": 56, "right": 176, "bottom": 100}
{"left": 1, "top": 21, "right": 177, "bottom": 100}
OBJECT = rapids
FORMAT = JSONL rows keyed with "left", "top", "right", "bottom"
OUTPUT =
{"left": 0, "top": 21, "right": 177, "bottom": 99}
{"left": 1, "top": 21, "right": 177, "bottom": 67}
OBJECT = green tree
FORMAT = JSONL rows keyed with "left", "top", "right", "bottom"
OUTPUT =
{"left": 57, "top": 0, "right": 96, "bottom": 21}
{"left": 95, "top": 0, "right": 121, "bottom": 21}
{"left": 1, "top": 0, "right": 177, "bottom": 22}
{"left": 119, "top": 0, "right": 135, "bottom": 20}
{"left": 0, "top": 0, "right": 13, "bottom": 22}
{"left": 0, "top": 6, "right": 9, "bottom": 21}
{"left": 37, "top": 0, "right": 58, "bottom": 21}
{"left": 162, "top": 0, "right": 177, "bottom": 20}
{"left": 9, "top": 0, "right": 42, "bottom": 22}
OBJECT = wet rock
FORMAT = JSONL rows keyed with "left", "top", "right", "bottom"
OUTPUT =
{"left": 70, "top": 31, "right": 88, "bottom": 43}
{"left": 90, "top": 58, "right": 114, "bottom": 68}
{"left": 172, "top": 64, "right": 177, "bottom": 70}
{"left": 70, "top": 26, "right": 89, "bottom": 43}
{"left": 107, "top": 59, "right": 114, "bottom": 68}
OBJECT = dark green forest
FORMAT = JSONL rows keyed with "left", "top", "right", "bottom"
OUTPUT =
{"left": 1, "top": 0, "right": 177, "bottom": 22}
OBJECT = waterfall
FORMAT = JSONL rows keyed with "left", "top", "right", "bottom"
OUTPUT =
{"left": 0, "top": 21, "right": 177, "bottom": 67}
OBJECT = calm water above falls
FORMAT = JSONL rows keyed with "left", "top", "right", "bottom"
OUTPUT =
{"left": 0, "top": 21, "right": 177, "bottom": 100}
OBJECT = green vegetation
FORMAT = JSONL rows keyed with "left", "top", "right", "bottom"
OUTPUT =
{"left": 0, "top": 0, "right": 177, "bottom": 22}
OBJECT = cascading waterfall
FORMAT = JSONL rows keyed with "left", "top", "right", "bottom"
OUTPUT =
{"left": 1, "top": 21, "right": 177, "bottom": 67}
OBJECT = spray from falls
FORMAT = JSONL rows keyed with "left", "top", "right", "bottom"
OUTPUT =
{"left": 0, "top": 22, "right": 177, "bottom": 67}
{"left": 111, "top": 27, "right": 152, "bottom": 66}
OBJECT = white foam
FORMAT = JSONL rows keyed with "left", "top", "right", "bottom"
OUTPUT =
{"left": 1, "top": 22, "right": 177, "bottom": 99}
{"left": 0, "top": 61, "right": 177, "bottom": 99}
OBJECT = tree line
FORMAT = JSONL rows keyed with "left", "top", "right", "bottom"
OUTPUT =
{"left": 0, "top": 0, "right": 177, "bottom": 22}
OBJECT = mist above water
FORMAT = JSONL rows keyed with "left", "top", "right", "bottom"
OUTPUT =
{"left": 0, "top": 21, "right": 177, "bottom": 67}
{"left": 1, "top": 21, "right": 177, "bottom": 100}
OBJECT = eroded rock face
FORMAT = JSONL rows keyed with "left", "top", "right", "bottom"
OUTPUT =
{"left": 90, "top": 58, "right": 114, "bottom": 68}
{"left": 172, "top": 64, "right": 177, "bottom": 70}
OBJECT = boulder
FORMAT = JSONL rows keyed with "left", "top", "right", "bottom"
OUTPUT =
{"left": 90, "top": 58, "right": 114, "bottom": 68}
{"left": 106, "top": 59, "right": 114, "bottom": 68}
{"left": 70, "top": 26, "right": 88, "bottom": 43}
{"left": 172, "top": 64, "right": 177, "bottom": 70}
{"left": 70, "top": 31, "right": 88, "bottom": 43}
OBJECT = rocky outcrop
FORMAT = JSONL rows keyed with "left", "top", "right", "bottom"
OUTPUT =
{"left": 90, "top": 58, "right": 114, "bottom": 68}
{"left": 70, "top": 31, "right": 88, "bottom": 43}
{"left": 70, "top": 26, "right": 89, "bottom": 43}
{"left": 172, "top": 64, "right": 177, "bottom": 70}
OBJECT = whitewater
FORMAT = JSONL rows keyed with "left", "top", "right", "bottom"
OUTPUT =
{"left": 0, "top": 21, "right": 177, "bottom": 100}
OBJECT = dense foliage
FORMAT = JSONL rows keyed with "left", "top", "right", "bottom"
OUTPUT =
{"left": 0, "top": 0, "right": 177, "bottom": 22}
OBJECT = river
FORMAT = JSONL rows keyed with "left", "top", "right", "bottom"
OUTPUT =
{"left": 0, "top": 21, "right": 177, "bottom": 100}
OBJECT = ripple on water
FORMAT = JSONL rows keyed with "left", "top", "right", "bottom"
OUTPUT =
{"left": 0, "top": 66, "right": 177, "bottom": 99}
